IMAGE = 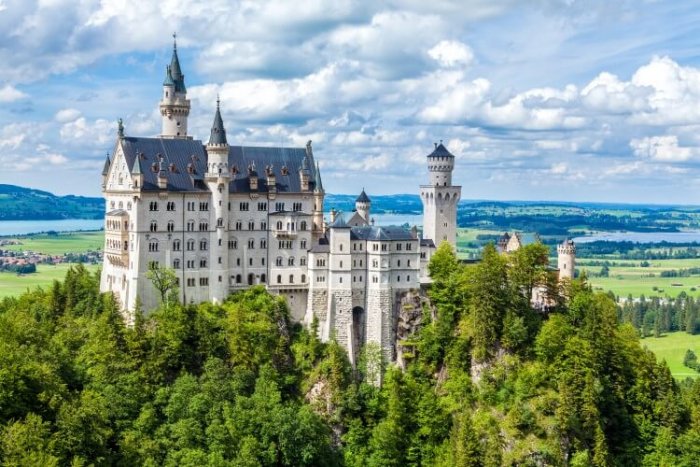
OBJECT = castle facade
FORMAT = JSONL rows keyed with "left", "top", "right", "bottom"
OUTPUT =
{"left": 100, "top": 41, "right": 462, "bottom": 362}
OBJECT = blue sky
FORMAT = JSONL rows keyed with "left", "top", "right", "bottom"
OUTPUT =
{"left": 1, "top": 0, "right": 700, "bottom": 203}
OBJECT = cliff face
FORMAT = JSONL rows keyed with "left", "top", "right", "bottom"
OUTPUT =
{"left": 0, "top": 184, "right": 104, "bottom": 220}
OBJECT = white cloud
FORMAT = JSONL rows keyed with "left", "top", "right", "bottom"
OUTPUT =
{"left": 630, "top": 135, "right": 698, "bottom": 162}
{"left": 0, "top": 84, "right": 27, "bottom": 102}
{"left": 54, "top": 108, "right": 81, "bottom": 123}
{"left": 428, "top": 40, "right": 474, "bottom": 67}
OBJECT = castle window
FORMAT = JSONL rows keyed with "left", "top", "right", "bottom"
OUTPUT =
{"left": 338, "top": 277, "right": 342, "bottom": 284}
{"left": 248, "top": 239, "right": 255, "bottom": 249}
{"left": 249, "top": 258, "right": 253, "bottom": 266}
{"left": 150, "top": 221, "right": 157, "bottom": 232}
{"left": 248, "top": 274, "right": 254, "bottom": 285}
{"left": 186, "top": 239, "right": 195, "bottom": 251}
{"left": 240, "top": 202, "right": 249, "bottom": 211}
{"left": 372, "top": 276, "right": 378, "bottom": 283}
{"left": 218, "top": 218, "right": 223, "bottom": 227}
{"left": 258, "top": 202, "right": 267, "bottom": 211}
{"left": 200, "top": 240, "right": 207, "bottom": 251}
{"left": 236, "top": 274, "right": 242, "bottom": 284}
{"left": 316, "top": 258, "right": 326, "bottom": 267}
{"left": 187, "top": 202, "right": 195, "bottom": 211}
{"left": 406, "top": 275, "right": 410, "bottom": 282}
{"left": 301, "top": 274, "right": 306, "bottom": 283}
{"left": 301, "top": 239, "right": 307, "bottom": 249}
{"left": 148, "top": 240, "right": 158, "bottom": 252}
{"left": 199, "top": 202, "right": 209, "bottom": 211}
{"left": 275, "top": 202, "right": 285, "bottom": 212}
{"left": 173, "top": 259, "right": 180, "bottom": 269}
{"left": 293, "top": 202, "right": 302, "bottom": 211}
{"left": 381, "top": 244, "right": 387, "bottom": 251}
{"left": 167, "top": 221, "right": 174, "bottom": 232}
{"left": 199, "top": 222, "right": 208, "bottom": 231}
{"left": 167, "top": 202, "right": 175, "bottom": 211}
{"left": 373, "top": 244, "right": 379, "bottom": 251}
{"left": 289, "top": 274, "right": 294, "bottom": 284}
{"left": 199, "top": 277, "right": 209, "bottom": 286}
{"left": 260, "top": 274, "right": 266, "bottom": 283}
{"left": 276, "top": 221, "right": 283, "bottom": 230}
{"left": 235, "top": 221, "right": 242, "bottom": 230}
{"left": 288, "top": 257, "right": 294, "bottom": 266}
{"left": 300, "top": 221, "right": 307, "bottom": 230}
{"left": 276, "top": 257, "right": 283, "bottom": 266}
{"left": 236, "top": 258, "right": 241, "bottom": 266}
{"left": 359, "top": 275, "right": 362, "bottom": 282}
{"left": 127, "top": 202, "right": 132, "bottom": 210}
{"left": 261, "top": 221, "right": 267, "bottom": 230}
{"left": 173, "top": 240, "right": 181, "bottom": 251}
{"left": 339, "top": 244, "right": 343, "bottom": 252}
{"left": 372, "top": 260, "right": 378, "bottom": 268}
{"left": 187, "top": 278, "right": 195, "bottom": 287}
{"left": 248, "top": 221, "right": 254, "bottom": 230}
{"left": 262, "top": 258, "right": 265, "bottom": 266}
{"left": 407, "top": 260, "right": 411, "bottom": 267}
{"left": 260, "top": 239, "right": 267, "bottom": 249}
{"left": 277, "top": 275, "right": 282, "bottom": 284}
{"left": 200, "top": 259, "right": 207, "bottom": 267}
{"left": 218, "top": 257, "right": 222, "bottom": 264}
{"left": 397, "top": 276, "right": 400, "bottom": 282}
{"left": 149, "top": 202, "right": 158, "bottom": 211}
{"left": 300, "top": 257, "right": 306, "bottom": 266}
{"left": 187, "top": 220, "right": 194, "bottom": 231}
{"left": 228, "top": 240, "right": 237, "bottom": 249}
{"left": 219, "top": 275, "right": 222, "bottom": 282}
{"left": 340, "top": 261, "right": 343, "bottom": 268}
{"left": 396, "top": 243, "right": 402, "bottom": 251}
{"left": 397, "top": 260, "right": 401, "bottom": 267}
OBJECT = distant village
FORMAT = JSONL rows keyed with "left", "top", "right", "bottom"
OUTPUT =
{"left": 0, "top": 239, "right": 102, "bottom": 274}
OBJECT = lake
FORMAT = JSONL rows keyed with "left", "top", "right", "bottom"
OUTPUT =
{"left": 0, "top": 219, "right": 104, "bottom": 236}
{"left": 574, "top": 231, "right": 700, "bottom": 244}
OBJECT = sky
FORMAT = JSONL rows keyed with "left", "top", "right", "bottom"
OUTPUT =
{"left": 1, "top": 0, "right": 700, "bottom": 204}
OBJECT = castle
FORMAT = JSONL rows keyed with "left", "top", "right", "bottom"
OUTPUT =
{"left": 100, "top": 40, "right": 574, "bottom": 364}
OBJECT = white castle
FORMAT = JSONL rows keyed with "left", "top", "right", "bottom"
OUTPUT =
{"left": 100, "top": 40, "right": 574, "bottom": 363}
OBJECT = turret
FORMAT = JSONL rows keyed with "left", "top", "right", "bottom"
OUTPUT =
{"left": 157, "top": 155, "right": 168, "bottom": 189}
{"left": 312, "top": 160, "right": 325, "bottom": 239}
{"left": 557, "top": 239, "right": 576, "bottom": 281}
{"left": 131, "top": 154, "right": 143, "bottom": 189}
{"left": 420, "top": 141, "right": 461, "bottom": 247}
{"left": 159, "top": 33, "right": 190, "bottom": 139}
{"left": 355, "top": 188, "right": 371, "bottom": 222}
{"left": 204, "top": 98, "right": 230, "bottom": 304}
{"left": 299, "top": 154, "right": 310, "bottom": 191}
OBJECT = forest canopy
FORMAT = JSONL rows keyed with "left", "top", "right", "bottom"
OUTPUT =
{"left": 1, "top": 245, "right": 700, "bottom": 465}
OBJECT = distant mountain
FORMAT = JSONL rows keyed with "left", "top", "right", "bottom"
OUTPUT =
{"left": 0, "top": 185, "right": 104, "bottom": 220}
{"left": 324, "top": 193, "right": 422, "bottom": 214}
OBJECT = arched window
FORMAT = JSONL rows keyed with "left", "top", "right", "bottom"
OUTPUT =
{"left": 173, "top": 259, "right": 180, "bottom": 269}
{"left": 248, "top": 273, "right": 254, "bottom": 285}
{"left": 150, "top": 221, "right": 157, "bottom": 232}
{"left": 276, "top": 220, "right": 283, "bottom": 230}
{"left": 260, "top": 273, "right": 266, "bottom": 283}
{"left": 289, "top": 274, "right": 294, "bottom": 284}
{"left": 301, "top": 274, "right": 306, "bottom": 283}
{"left": 236, "top": 274, "right": 242, "bottom": 284}
{"left": 200, "top": 240, "right": 207, "bottom": 251}
{"left": 300, "top": 221, "right": 307, "bottom": 230}
{"left": 277, "top": 275, "right": 282, "bottom": 284}
{"left": 167, "top": 221, "right": 174, "bottom": 232}
{"left": 276, "top": 257, "right": 283, "bottom": 266}
{"left": 173, "top": 239, "right": 181, "bottom": 251}
{"left": 288, "top": 257, "right": 294, "bottom": 266}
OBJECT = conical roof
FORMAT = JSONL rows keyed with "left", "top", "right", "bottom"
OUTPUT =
{"left": 131, "top": 155, "right": 142, "bottom": 175}
{"left": 427, "top": 142, "right": 454, "bottom": 158}
{"left": 314, "top": 162, "right": 323, "bottom": 192}
{"left": 163, "top": 65, "right": 175, "bottom": 86}
{"left": 101, "top": 154, "right": 111, "bottom": 175}
{"left": 169, "top": 34, "right": 186, "bottom": 93}
{"left": 208, "top": 98, "right": 227, "bottom": 146}
{"left": 356, "top": 188, "right": 370, "bottom": 203}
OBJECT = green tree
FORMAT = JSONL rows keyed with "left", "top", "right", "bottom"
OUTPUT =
{"left": 146, "top": 266, "right": 180, "bottom": 306}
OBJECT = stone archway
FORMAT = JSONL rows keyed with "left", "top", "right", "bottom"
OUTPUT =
{"left": 352, "top": 306, "right": 366, "bottom": 356}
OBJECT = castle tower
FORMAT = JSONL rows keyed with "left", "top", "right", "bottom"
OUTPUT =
{"left": 557, "top": 239, "right": 576, "bottom": 281}
{"left": 355, "top": 189, "right": 371, "bottom": 222}
{"left": 160, "top": 34, "right": 190, "bottom": 138}
{"left": 420, "top": 142, "right": 461, "bottom": 247}
{"left": 205, "top": 98, "right": 230, "bottom": 303}
{"left": 312, "top": 160, "right": 325, "bottom": 240}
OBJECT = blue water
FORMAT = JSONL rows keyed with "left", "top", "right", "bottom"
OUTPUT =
{"left": 0, "top": 219, "right": 104, "bottom": 236}
{"left": 574, "top": 231, "right": 700, "bottom": 244}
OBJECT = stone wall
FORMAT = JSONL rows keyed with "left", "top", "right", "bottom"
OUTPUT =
{"left": 330, "top": 290, "right": 353, "bottom": 349}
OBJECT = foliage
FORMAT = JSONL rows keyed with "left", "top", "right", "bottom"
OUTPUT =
{"left": 2, "top": 252, "right": 700, "bottom": 464}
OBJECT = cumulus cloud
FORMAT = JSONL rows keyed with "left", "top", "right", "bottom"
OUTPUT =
{"left": 428, "top": 40, "right": 474, "bottom": 68}
{"left": 630, "top": 135, "right": 698, "bottom": 162}
{"left": 0, "top": 84, "right": 27, "bottom": 102}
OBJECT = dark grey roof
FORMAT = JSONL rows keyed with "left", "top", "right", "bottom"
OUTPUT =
{"left": 169, "top": 41, "right": 186, "bottom": 93}
{"left": 350, "top": 225, "right": 415, "bottom": 241}
{"left": 106, "top": 209, "right": 128, "bottom": 216}
{"left": 420, "top": 239, "right": 435, "bottom": 248}
{"left": 131, "top": 154, "right": 142, "bottom": 175}
{"left": 102, "top": 155, "right": 111, "bottom": 175}
{"left": 427, "top": 142, "right": 454, "bottom": 158}
{"left": 208, "top": 100, "right": 227, "bottom": 146}
{"left": 356, "top": 189, "right": 370, "bottom": 203}
{"left": 310, "top": 237, "right": 330, "bottom": 253}
{"left": 330, "top": 213, "right": 350, "bottom": 229}
{"left": 314, "top": 162, "right": 323, "bottom": 192}
{"left": 118, "top": 136, "right": 323, "bottom": 194}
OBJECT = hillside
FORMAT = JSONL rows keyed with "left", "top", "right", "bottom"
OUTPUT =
{"left": 0, "top": 185, "right": 104, "bottom": 220}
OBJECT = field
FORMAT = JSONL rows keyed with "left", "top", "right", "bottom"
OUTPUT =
{"left": 641, "top": 332, "right": 700, "bottom": 379}
{"left": 0, "top": 263, "right": 100, "bottom": 298}
{"left": 583, "top": 258, "right": 700, "bottom": 298}
{"left": 3, "top": 231, "right": 104, "bottom": 255}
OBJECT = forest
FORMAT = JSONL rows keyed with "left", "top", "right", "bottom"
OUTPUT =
{"left": 2, "top": 245, "right": 700, "bottom": 466}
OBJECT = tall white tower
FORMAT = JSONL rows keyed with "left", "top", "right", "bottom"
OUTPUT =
{"left": 205, "top": 98, "right": 230, "bottom": 303}
{"left": 557, "top": 239, "right": 576, "bottom": 281}
{"left": 420, "top": 142, "right": 461, "bottom": 247}
{"left": 160, "top": 34, "right": 190, "bottom": 138}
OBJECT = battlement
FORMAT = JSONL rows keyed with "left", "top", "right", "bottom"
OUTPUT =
{"left": 557, "top": 240, "right": 576, "bottom": 255}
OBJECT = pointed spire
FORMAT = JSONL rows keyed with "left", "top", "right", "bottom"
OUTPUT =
{"left": 169, "top": 32, "right": 186, "bottom": 93}
{"left": 101, "top": 154, "right": 111, "bottom": 175}
{"left": 208, "top": 96, "right": 228, "bottom": 146}
{"left": 163, "top": 65, "right": 175, "bottom": 87}
{"left": 131, "top": 154, "right": 142, "bottom": 175}
{"left": 356, "top": 188, "right": 370, "bottom": 203}
{"left": 314, "top": 161, "right": 323, "bottom": 192}
{"left": 301, "top": 153, "right": 309, "bottom": 171}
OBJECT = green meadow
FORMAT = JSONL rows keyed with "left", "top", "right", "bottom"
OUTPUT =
{"left": 3, "top": 231, "right": 104, "bottom": 255}
{"left": 641, "top": 332, "right": 700, "bottom": 379}
{"left": 0, "top": 263, "right": 100, "bottom": 298}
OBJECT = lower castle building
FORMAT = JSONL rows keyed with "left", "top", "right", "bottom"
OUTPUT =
{"left": 100, "top": 39, "right": 459, "bottom": 364}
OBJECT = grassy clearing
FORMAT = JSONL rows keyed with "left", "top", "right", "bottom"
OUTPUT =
{"left": 0, "top": 263, "right": 100, "bottom": 298}
{"left": 584, "top": 258, "right": 700, "bottom": 298}
{"left": 641, "top": 331, "right": 700, "bottom": 379}
{"left": 3, "top": 231, "right": 104, "bottom": 255}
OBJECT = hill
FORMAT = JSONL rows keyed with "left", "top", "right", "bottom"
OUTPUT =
{"left": 0, "top": 184, "right": 104, "bottom": 220}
